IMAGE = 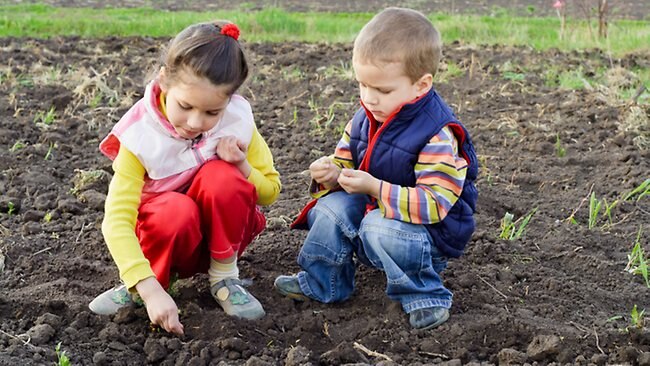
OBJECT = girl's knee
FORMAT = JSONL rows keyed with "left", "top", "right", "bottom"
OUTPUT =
{"left": 194, "top": 160, "right": 255, "bottom": 198}
{"left": 145, "top": 194, "right": 200, "bottom": 238}
{"left": 196, "top": 160, "right": 243, "bottom": 185}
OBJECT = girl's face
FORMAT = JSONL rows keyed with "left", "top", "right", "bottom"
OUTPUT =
{"left": 352, "top": 58, "right": 431, "bottom": 122}
{"left": 160, "top": 68, "right": 231, "bottom": 140}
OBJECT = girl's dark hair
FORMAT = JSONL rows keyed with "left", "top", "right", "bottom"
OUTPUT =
{"left": 160, "top": 20, "right": 248, "bottom": 95}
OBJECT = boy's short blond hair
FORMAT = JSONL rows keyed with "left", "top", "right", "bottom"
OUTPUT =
{"left": 353, "top": 7, "right": 442, "bottom": 82}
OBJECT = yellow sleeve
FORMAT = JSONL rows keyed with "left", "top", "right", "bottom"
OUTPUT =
{"left": 246, "top": 126, "right": 281, "bottom": 206}
{"left": 101, "top": 145, "right": 155, "bottom": 290}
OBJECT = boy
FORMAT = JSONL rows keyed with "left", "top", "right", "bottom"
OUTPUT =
{"left": 275, "top": 7, "right": 478, "bottom": 330}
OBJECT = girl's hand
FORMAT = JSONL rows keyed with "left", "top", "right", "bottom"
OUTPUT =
{"left": 310, "top": 157, "right": 341, "bottom": 190}
{"left": 216, "top": 136, "right": 251, "bottom": 177}
{"left": 136, "top": 277, "right": 184, "bottom": 336}
{"left": 337, "top": 168, "right": 380, "bottom": 197}
{"left": 217, "top": 136, "right": 247, "bottom": 164}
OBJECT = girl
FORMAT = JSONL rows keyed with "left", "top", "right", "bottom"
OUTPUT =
{"left": 89, "top": 21, "right": 280, "bottom": 335}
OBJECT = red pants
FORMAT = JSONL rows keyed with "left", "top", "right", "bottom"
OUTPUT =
{"left": 135, "top": 160, "right": 266, "bottom": 288}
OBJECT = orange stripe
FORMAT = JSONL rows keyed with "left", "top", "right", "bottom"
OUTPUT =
{"left": 336, "top": 149, "right": 353, "bottom": 160}
{"left": 409, "top": 187, "right": 422, "bottom": 224}
{"left": 431, "top": 176, "right": 463, "bottom": 195}
{"left": 437, "top": 204, "right": 448, "bottom": 220}
{"left": 381, "top": 184, "right": 394, "bottom": 218}
{"left": 418, "top": 180, "right": 461, "bottom": 198}
{"left": 418, "top": 153, "right": 455, "bottom": 164}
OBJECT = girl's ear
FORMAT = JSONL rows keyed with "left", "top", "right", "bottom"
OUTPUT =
{"left": 415, "top": 73, "right": 433, "bottom": 96}
{"left": 158, "top": 67, "right": 168, "bottom": 92}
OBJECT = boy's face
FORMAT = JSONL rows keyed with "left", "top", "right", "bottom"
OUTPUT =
{"left": 352, "top": 58, "right": 431, "bottom": 122}
{"left": 160, "top": 68, "right": 231, "bottom": 140}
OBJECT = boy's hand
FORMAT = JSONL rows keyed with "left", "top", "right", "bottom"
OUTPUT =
{"left": 216, "top": 136, "right": 251, "bottom": 177}
{"left": 136, "top": 277, "right": 184, "bottom": 336}
{"left": 310, "top": 157, "right": 341, "bottom": 190}
{"left": 338, "top": 168, "right": 380, "bottom": 197}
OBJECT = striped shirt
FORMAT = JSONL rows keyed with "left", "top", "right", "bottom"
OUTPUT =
{"left": 324, "top": 121, "right": 468, "bottom": 224}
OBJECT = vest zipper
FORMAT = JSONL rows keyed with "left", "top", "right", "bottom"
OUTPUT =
{"left": 190, "top": 135, "right": 204, "bottom": 164}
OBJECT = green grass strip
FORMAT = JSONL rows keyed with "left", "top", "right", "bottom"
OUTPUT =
{"left": 1, "top": 4, "right": 649, "bottom": 55}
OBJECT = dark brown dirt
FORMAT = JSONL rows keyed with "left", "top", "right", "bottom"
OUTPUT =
{"left": 1, "top": 7, "right": 650, "bottom": 366}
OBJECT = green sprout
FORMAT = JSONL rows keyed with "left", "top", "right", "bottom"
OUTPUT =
{"left": 43, "top": 211, "right": 53, "bottom": 223}
{"left": 608, "top": 305, "right": 646, "bottom": 333}
{"left": 437, "top": 61, "right": 464, "bottom": 82}
{"left": 307, "top": 96, "right": 322, "bottom": 131}
{"left": 588, "top": 192, "right": 602, "bottom": 229}
{"left": 324, "top": 101, "right": 351, "bottom": 130}
{"left": 55, "top": 342, "right": 71, "bottom": 366}
{"left": 9, "top": 140, "right": 26, "bottom": 152}
{"left": 601, "top": 198, "right": 618, "bottom": 227}
{"left": 333, "top": 121, "right": 346, "bottom": 139}
{"left": 623, "top": 179, "right": 649, "bottom": 202}
{"left": 281, "top": 66, "right": 304, "bottom": 82}
{"left": 289, "top": 106, "right": 298, "bottom": 125}
{"left": 625, "top": 226, "right": 649, "bottom": 287}
{"left": 630, "top": 305, "right": 646, "bottom": 330}
{"left": 44, "top": 142, "right": 56, "bottom": 160}
{"left": 6, "top": 202, "right": 16, "bottom": 216}
{"left": 34, "top": 106, "right": 56, "bottom": 125}
{"left": 70, "top": 169, "right": 106, "bottom": 196}
{"left": 499, "top": 208, "right": 537, "bottom": 240}
{"left": 322, "top": 60, "right": 354, "bottom": 80}
{"left": 88, "top": 92, "right": 103, "bottom": 109}
{"left": 555, "top": 133, "right": 566, "bottom": 157}
{"left": 503, "top": 71, "right": 526, "bottom": 81}
{"left": 18, "top": 74, "right": 34, "bottom": 88}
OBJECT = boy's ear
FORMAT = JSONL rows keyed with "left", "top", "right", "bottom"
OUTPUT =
{"left": 415, "top": 73, "right": 433, "bottom": 96}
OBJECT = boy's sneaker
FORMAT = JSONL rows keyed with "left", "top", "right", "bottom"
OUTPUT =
{"left": 409, "top": 307, "right": 450, "bottom": 330}
{"left": 211, "top": 278, "right": 265, "bottom": 320}
{"left": 89, "top": 284, "right": 141, "bottom": 315}
{"left": 273, "top": 275, "right": 308, "bottom": 301}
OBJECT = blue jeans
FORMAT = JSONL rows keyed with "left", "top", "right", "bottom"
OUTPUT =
{"left": 296, "top": 191, "right": 452, "bottom": 313}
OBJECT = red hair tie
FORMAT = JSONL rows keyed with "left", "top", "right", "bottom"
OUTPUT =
{"left": 220, "top": 23, "right": 240, "bottom": 40}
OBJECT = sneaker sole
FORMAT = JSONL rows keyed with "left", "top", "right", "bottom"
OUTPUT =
{"left": 274, "top": 284, "right": 309, "bottom": 302}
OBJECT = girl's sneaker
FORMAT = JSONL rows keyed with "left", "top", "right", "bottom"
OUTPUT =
{"left": 89, "top": 284, "right": 141, "bottom": 315}
{"left": 211, "top": 278, "right": 265, "bottom": 320}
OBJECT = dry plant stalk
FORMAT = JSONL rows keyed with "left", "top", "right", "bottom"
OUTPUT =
{"left": 353, "top": 342, "right": 393, "bottom": 361}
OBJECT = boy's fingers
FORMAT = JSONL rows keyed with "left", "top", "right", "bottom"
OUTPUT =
{"left": 316, "top": 157, "right": 331, "bottom": 166}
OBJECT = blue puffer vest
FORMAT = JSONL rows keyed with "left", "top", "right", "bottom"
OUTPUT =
{"left": 349, "top": 88, "right": 478, "bottom": 258}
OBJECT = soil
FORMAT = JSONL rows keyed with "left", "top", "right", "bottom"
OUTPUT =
{"left": 1, "top": 4, "right": 650, "bottom": 366}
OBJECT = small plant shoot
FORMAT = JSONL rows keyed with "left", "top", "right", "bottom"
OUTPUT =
{"left": 499, "top": 208, "right": 537, "bottom": 240}
{"left": 625, "top": 226, "right": 649, "bottom": 288}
